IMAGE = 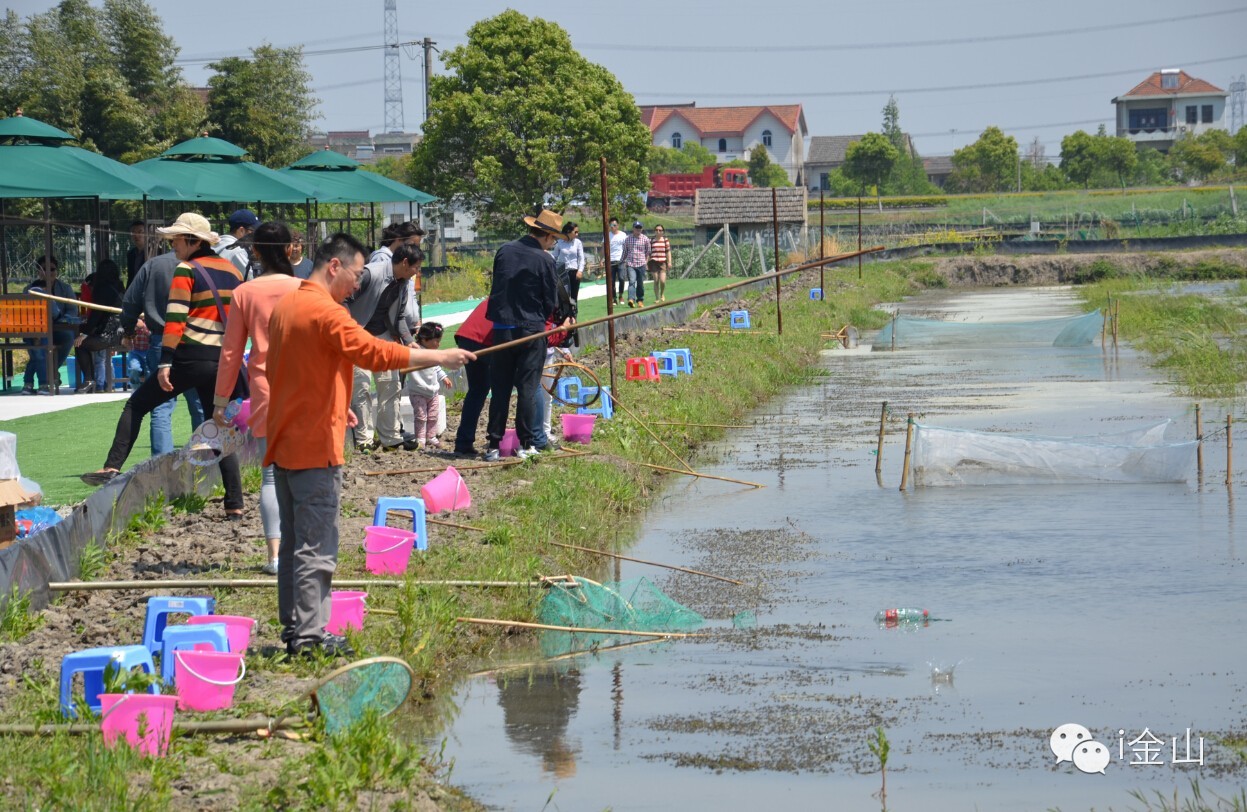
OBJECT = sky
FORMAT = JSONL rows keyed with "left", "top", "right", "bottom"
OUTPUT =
{"left": 10, "top": 0, "right": 1247, "bottom": 158}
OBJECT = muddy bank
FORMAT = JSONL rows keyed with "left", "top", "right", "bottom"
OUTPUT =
{"left": 929, "top": 248, "right": 1247, "bottom": 286}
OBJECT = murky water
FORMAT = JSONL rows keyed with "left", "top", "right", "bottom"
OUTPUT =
{"left": 435, "top": 287, "right": 1244, "bottom": 811}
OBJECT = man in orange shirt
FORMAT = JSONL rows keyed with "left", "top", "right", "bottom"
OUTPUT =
{"left": 265, "top": 233, "right": 474, "bottom": 657}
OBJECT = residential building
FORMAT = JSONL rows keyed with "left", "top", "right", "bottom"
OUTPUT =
{"left": 922, "top": 156, "right": 954, "bottom": 189}
{"left": 806, "top": 134, "right": 917, "bottom": 192}
{"left": 306, "top": 130, "right": 421, "bottom": 164}
{"left": 1112, "top": 69, "right": 1228, "bottom": 152}
{"left": 641, "top": 103, "right": 808, "bottom": 185}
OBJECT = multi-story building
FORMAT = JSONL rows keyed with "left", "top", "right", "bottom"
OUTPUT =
{"left": 1113, "top": 69, "right": 1228, "bottom": 152}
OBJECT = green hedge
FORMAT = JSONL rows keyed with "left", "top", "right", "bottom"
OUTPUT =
{"left": 810, "top": 196, "right": 948, "bottom": 210}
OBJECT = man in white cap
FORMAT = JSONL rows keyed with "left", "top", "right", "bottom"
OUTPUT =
{"left": 216, "top": 208, "right": 259, "bottom": 278}
{"left": 483, "top": 208, "right": 563, "bottom": 461}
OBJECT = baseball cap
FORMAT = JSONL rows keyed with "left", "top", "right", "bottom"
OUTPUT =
{"left": 632, "top": 221, "right": 643, "bottom": 228}
{"left": 227, "top": 209, "right": 260, "bottom": 231}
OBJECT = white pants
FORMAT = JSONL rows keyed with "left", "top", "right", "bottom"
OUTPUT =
{"left": 351, "top": 366, "right": 402, "bottom": 447}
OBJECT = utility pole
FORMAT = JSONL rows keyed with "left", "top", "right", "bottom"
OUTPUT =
{"left": 422, "top": 37, "right": 435, "bottom": 126}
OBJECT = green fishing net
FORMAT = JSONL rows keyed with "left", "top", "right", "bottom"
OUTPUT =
{"left": 311, "top": 657, "right": 414, "bottom": 735}
{"left": 538, "top": 577, "right": 705, "bottom": 633}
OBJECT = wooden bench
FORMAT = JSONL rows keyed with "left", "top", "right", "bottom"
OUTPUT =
{"left": 0, "top": 294, "right": 57, "bottom": 394}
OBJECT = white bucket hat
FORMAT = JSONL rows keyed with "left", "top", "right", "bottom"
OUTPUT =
{"left": 155, "top": 212, "right": 220, "bottom": 245}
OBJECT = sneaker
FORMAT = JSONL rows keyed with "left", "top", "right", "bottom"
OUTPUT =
{"left": 636, "top": 301, "right": 645, "bottom": 308}
{"left": 454, "top": 446, "right": 477, "bottom": 458}
{"left": 627, "top": 299, "right": 635, "bottom": 308}
{"left": 37, "top": 385, "right": 53, "bottom": 395}
{"left": 80, "top": 469, "right": 120, "bottom": 486}
{"left": 516, "top": 446, "right": 540, "bottom": 460}
{"left": 261, "top": 559, "right": 279, "bottom": 576}
{"left": 535, "top": 440, "right": 561, "bottom": 453}
{"left": 379, "top": 443, "right": 405, "bottom": 453}
{"left": 287, "top": 632, "right": 354, "bottom": 659}
{"left": 19, "top": 386, "right": 35, "bottom": 396}
{"left": 74, "top": 382, "right": 96, "bottom": 394}
{"left": 355, "top": 440, "right": 379, "bottom": 453}
{"left": 401, "top": 436, "right": 422, "bottom": 451}
{"left": 428, "top": 438, "right": 441, "bottom": 449}
{"left": 484, "top": 448, "right": 501, "bottom": 462}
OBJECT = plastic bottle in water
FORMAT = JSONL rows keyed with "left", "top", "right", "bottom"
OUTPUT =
{"left": 875, "top": 608, "right": 929, "bottom": 623}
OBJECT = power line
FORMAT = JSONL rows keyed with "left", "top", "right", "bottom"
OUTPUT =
{"left": 573, "top": 7, "right": 1247, "bottom": 53}
{"left": 634, "top": 53, "right": 1247, "bottom": 99}
{"left": 174, "top": 41, "right": 419, "bottom": 67}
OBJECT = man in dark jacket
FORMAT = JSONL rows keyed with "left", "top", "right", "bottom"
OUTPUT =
{"left": 483, "top": 209, "right": 562, "bottom": 461}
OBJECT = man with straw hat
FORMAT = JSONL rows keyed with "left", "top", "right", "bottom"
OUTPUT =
{"left": 483, "top": 208, "right": 563, "bottom": 462}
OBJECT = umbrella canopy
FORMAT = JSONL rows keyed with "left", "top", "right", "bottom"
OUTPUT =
{"left": 281, "top": 150, "right": 436, "bottom": 204}
{"left": 0, "top": 114, "right": 182, "bottom": 200}
{"left": 133, "top": 137, "right": 320, "bottom": 204}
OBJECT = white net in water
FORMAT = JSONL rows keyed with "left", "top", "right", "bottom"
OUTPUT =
{"left": 911, "top": 420, "right": 1197, "bottom": 486}
{"left": 873, "top": 310, "right": 1104, "bottom": 350}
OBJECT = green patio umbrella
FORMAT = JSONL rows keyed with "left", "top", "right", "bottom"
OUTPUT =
{"left": 0, "top": 115, "right": 182, "bottom": 200}
{"left": 133, "top": 137, "right": 321, "bottom": 203}
{"left": 281, "top": 149, "right": 435, "bottom": 204}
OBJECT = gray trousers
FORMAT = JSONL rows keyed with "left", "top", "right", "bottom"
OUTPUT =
{"left": 351, "top": 366, "right": 403, "bottom": 447}
{"left": 274, "top": 465, "right": 343, "bottom": 647}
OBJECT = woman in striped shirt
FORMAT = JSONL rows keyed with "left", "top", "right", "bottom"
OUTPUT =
{"left": 82, "top": 213, "right": 246, "bottom": 519}
{"left": 648, "top": 224, "right": 672, "bottom": 303}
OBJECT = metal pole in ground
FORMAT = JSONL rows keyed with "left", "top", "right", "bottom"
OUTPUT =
{"left": 772, "top": 187, "right": 782, "bottom": 336}
{"left": 875, "top": 401, "right": 888, "bottom": 478}
{"left": 1196, "top": 403, "right": 1204, "bottom": 481}
{"left": 1227, "top": 414, "right": 1234, "bottom": 487}
{"left": 599, "top": 157, "right": 617, "bottom": 396}
{"left": 857, "top": 192, "right": 863, "bottom": 280}
{"left": 819, "top": 189, "right": 826, "bottom": 298}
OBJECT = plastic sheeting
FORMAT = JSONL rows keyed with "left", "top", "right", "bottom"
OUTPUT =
{"left": 874, "top": 310, "right": 1104, "bottom": 350}
{"left": 912, "top": 420, "right": 1197, "bottom": 486}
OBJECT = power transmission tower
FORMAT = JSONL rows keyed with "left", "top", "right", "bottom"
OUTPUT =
{"left": 1230, "top": 75, "right": 1246, "bottom": 134}
{"left": 383, "top": 0, "right": 404, "bottom": 134}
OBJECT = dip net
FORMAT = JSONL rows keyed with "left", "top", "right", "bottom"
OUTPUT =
{"left": 539, "top": 576, "right": 704, "bottom": 634}
{"left": 874, "top": 310, "right": 1103, "bottom": 350}
{"left": 912, "top": 420, "right": 1197, "bottom": 486}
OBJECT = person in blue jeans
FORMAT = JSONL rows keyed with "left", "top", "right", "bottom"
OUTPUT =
{"left": 119, "top": 250, "right": 204, "bottom": 456}
{"left": 22, "top": 255, "right": 78, "bottom": 394}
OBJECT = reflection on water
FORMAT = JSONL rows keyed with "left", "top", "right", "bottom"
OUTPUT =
{"left": 434, "top": 287, "right": 1245, "bottom": 811}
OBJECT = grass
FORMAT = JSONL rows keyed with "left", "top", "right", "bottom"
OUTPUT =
{"left": 0, "top": 585, "right": 43, "bottom": 642}
{"left": 0, "top": 398, "right": 197, "bottom": 507}
{"left": 1074, "top": 272, "right": 1247, "bottom": 398}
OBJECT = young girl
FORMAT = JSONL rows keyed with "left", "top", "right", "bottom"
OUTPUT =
{"left": 404, "top": 322, "right": 453, "bottom": 450}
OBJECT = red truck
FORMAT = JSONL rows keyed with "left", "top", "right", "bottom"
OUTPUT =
{"left": 646, "top": 165, "right": 751, "bottom": 212}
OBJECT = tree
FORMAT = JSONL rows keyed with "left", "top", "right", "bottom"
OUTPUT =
{"left": 947, "top": 126, "right": 1018, "bottom": 192}
{"left": 1234, "top": 126, "right": 1247, "bottom": 169}
{"left": 409, "top": 11, "right": 650, "bottom": 232}
{"left": 207, "top": 45, "right": 317, "bottom": 168}
{"left": 842, "top": 132, "right": 898, "bottom": 208}
{"left": 1025, "top": 136, "right": 1046, "bottom": 169}
{"left": 1098, "top": 135, "right": 1138, "bottom": 191}
{"left": 747, "top": 144, "right": 790, "bottom": 187}
{"left": 646, "top": 141, "right": 715, "bottom": 174}
{"left": 1168, "top": 131, "right": 1229, "bottom": 181}
{"left": 372, "top": 155, "right": 411, "bottom": 183}
{"left": 1060, "top": 130, "right": 1098, "bottom": 188}
{"left": 881, "top": 96, "right": 903, "bottom": 151}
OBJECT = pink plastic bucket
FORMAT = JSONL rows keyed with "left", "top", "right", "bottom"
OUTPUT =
{"left": 173, "top": 650, "right": 246, "bottom": 712}
{"left": 231, "top": 399, "right": 251, "bottom": 430}
{"left": 363, "top": 526, "right": 416, "bottom": 574}
{"left": 499, "top": 429, "right": 519, "bottom": 457}
{"left": 420, "top": 466, "right": 471, "bottom": 513}
{"left": 560, "top": 413, "right": 596, "bottom": 444}
{"left": 99, "top": 693, "right": 176, "bottom": 757}
{"left": 185, "top": 614, "right": 257, "bottom": 653}
{"left": 326, "top": 590, "right": 368, "bottom": 635}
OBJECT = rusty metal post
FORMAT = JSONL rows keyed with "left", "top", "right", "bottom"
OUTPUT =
{"left": 819, "top": 189, "right": 825, "bottom": 298}
{"left": 1195, "top": 403, "right": 1204, "bottom": 480}
{"left": 1227, "top": 414, "right": 1234, "bottom": 487}
{"left": 899, "top": 412, "right": 914, "bottom": 491}
{"left": 599, "top": 157, "right": 617, "bottom": 395}
{"left": 772, "top": 187, "right": 782, "bottom": 335}
{"left": 875, "top": 401, "right": 888, "bottom": 477}
{"left": 857, "top": 192, "right": 863, "bottom": 280}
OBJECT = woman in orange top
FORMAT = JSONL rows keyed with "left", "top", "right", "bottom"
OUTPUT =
{"left": 213, "top": 221, "right": 302, "bottom": 575}
{"left": 649, "top": 224, "right": 672, "bottom": 302}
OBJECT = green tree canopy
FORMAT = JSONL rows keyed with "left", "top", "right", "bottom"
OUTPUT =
{"left": 1098, "top": 135, "right": 1138, "bottom": 190}
{"left": 409, "top": 10, "right": 650, "bottom": 233}
{"left": 747, "top": 144, "right": 790, "bottom": 187}
{"left": 947, "top": 126, "right": 1019, "bottom": 192}
{"left": 207, "top": 44, "right": 318, "bottom": 168}
{"left": 647, "top": 142, "right": 716, "bottom": 174}
{"left": 842, "top": 132, "right": 899, "bottom": 205}
{"left": 1168, "top": 131, "right": 1231, "bottom": 181}
{"left": 1060, "top": 130, "right": 1097, "bottom": 188}
{"left": 1233, "top": 126, "right": 1247, "bottom": 169}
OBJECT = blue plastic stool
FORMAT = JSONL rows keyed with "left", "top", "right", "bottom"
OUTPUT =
{"left": 112, "top": 355, "right": 127, "bottom": 389}
{"left": 666, "top": 348, "right": 693, "bottom": 375}
{"left": 730, "top": 310, "right": 751, "bottom": 329}
{"left": 59, "top": 645, "right": 158, "bottom": 718}
{"left": 810, "top": 288, "right": 823, "bottom": 300}
{"left": 577, "top": 385, "right": 613, "bottom": 419}
{"left": 554, "top": 375, "right": 583, "bottom": 406}
{"left": 651, "top": 351, "right": 678, "bottom": 377}
{"left": 373, "top": 497, "right": 428, "bottom": 551}
{"left": 159, "top": 623, "right": 230, "bottom": 682}
{"left": 142, "top": 596, "right": 215, "bottom": 655}
{"left": 66, "top": 356, "right": 77, "bottom": 384}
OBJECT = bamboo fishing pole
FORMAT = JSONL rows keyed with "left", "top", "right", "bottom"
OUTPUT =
{"left": 469, "top": 637, "right": 665, "bottom": 678}
{"left": 29, "top": 289, "right": 122, "bottom": 314}
{"left": 398, "top": 246, "right": 884, "bottom": 374}
{"left": 549, "top": 540, "right": 744, "bottom": 585}
{"left": 652, "top": 421, "right": 752, "bottom": 429}
{"left": 363, "top": 448, "right": 589, "bottom": 477}
{"left": 0, "top": 716, "right": 307, "bottom": 737}
{"left": 426, "top": 516, "right": 485, "bottom": 532}
{"left": 635, "top": 461, "right": 763, "bottom": 489}
{"left": 48, "top": 578, "right": 543, "bottom": 592}
{"left": 899, "top": 412, "right": 915, "bottom": 492}
{"left": 875, "top": 401, "right": 888, "bottom": 477}
{"left": 456, "top": 617, "right": 704, "bottom": 638}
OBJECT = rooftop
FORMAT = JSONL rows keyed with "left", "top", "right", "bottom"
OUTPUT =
{"left": 694, "top": 187, "right": 808, "bottom": 226}
{"left": 1115, "top": 70, "right": 1227, "bottom": 100}
{"left": 641, "top": 104, "right": 806, "bottom": 137}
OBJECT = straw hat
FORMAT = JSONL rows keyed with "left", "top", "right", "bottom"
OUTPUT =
{"left": 522, "top": 209, "right": 564, "bottom": 236}
{"left": 156, "top": 212, "right": 220, "bottom": 245}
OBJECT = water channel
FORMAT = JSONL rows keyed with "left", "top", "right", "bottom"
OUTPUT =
{"left": 433, "top": 286, "right": 1244, "bottom": 811}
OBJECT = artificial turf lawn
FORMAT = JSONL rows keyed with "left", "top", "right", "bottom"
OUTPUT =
{"left": 0, "top": 397, "right": 196, "bottom": 506}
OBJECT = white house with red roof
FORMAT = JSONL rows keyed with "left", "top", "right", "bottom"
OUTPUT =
{"left": 640, "top": 103, "right": 808, "bottom": 185}
{"left": 1112, "top": 69, "right": 1228, "bottom": 152}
